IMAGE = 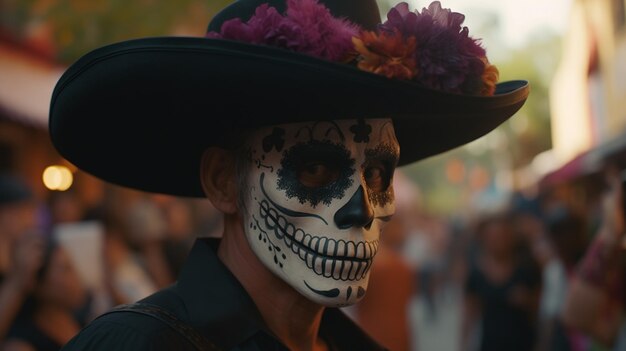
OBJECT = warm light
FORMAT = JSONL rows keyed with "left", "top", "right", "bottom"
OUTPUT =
{"left": 43, "top": 165, "right": 73, "bottom": 191}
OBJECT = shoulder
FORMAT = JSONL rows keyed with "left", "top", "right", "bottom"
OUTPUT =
{"left": 61, "top": 310, "right": 195, "bottom": 351}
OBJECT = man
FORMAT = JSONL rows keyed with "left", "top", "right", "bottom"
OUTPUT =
{"left": 50, "top": 0, "right": 528, "bottom": 349}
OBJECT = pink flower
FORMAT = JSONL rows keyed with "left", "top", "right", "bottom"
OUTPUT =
{"left": 207, "top": 0, "right": 360, "bottom": 62}
{"left": 206, "top": 4, "right": 283, "bottom": 44}
{"left": 377, "top": 1, "right": 495, "bottom": 95}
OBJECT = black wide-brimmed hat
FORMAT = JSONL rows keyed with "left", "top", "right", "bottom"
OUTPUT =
{"left": 49, "top": 0, "right": 529, "bottom": 197}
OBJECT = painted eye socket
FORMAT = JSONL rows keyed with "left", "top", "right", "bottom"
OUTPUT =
{"left": 364, "top": 162, "right": 389, "bottom": 192}
{"left": 277, "top": 140, "right": 355, "bottom": 207}
{"left": 298, "top": 162, "right": 340, "bottom": 188}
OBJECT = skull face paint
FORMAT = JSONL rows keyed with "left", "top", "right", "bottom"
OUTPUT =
{"left": 240, "top": 119, "right": 399, "bottom": 307}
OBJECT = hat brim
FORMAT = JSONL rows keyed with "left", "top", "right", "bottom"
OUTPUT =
{"left": 50, "top": 37, "right": 529, "bottom": 197}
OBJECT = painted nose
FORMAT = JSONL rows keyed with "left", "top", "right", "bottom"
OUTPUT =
{"left": 334, "top": 186, "right": 374, "bottom": 229}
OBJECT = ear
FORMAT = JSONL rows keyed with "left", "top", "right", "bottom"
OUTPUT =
{"left": 200, "top": 147, "right": 239, "bottom": 214}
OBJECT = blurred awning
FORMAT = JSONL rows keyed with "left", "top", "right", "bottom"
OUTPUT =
{"left": 539, "top": 131, "right": 626, "bottom": 187}
{"left": 0, "top": 36, "right": 64, "bottom": 129}
{"left": 539, "top": 151, "right": 595, "bottom": 187}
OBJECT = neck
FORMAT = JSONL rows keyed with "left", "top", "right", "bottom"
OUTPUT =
{"left": 218, "top": 213, "right": 327, "bottom": 351}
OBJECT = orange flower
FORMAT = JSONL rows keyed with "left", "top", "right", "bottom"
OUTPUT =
{"left": 353, "top": 29, "right": 417, "bottom": 80}
{"left": 480, "top": 57, "right": 499, "bottom": 96}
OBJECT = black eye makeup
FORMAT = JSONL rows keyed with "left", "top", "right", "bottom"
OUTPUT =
{"left": 277, "top": 140, "right": 355, "bottom": 207}
{"left": 362, "top": 143, "right": 399, "bottom": 207}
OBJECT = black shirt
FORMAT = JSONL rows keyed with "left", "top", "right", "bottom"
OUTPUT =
{"left": 465, "top": 262, "right": 540, "bottom": 351}
{"left": 62, "top": 238, "right": 385, "bottom": 350}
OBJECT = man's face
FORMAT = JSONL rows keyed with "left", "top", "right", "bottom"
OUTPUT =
{"left": 240, "top": 118, "right": 399, "bottom": 307}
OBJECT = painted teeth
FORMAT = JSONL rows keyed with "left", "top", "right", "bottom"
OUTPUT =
{"left": 356, "top": 242, "right": 365, "bottom": 259}
{"left": 291, "top": 243, "right": 299, "bottom": 255}
{"left": 341, "top": 261, "right": 352, "bottom": 280}
{"left": 310, "top": 236, "right": 320, "bottom": 252}
{"left": 313, "top": 256, "right": 323, "bottom": 275}
{"left": 336, "top": 240, "right": 346, "bottom": 257}
{"left": 346, "top": 242, "right": 356, "bottom": 257}
{"left": 306, "top": 253, "right": 314, "bottom": 268}
{"left": 303, "top": 234, "right": 312, "bottom": 248}
{"left": 354, "top": 261, "right": 364, "bottom": 278}
{"left": 323, "top": 258, "right": 333, "bottom": 278}
{"left": 347, "top": 262, "right": 355, "bottom": 280}
{"left": 326, "top": 239, "right": 336, "bottom": 256}
{"left": 258, "top": 202, "right": 380, "bottom": 281}
{"left": 294, "top": 229, "right": 304, "bottom": 242}
{"left": 298, "top": 247, "right": 306, "bottom": 260}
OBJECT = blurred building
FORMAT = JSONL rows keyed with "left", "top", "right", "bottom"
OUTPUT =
{"left": 535, "top": 0, "right": 626, "bottom": 209}
{"left": 550, "top": 0, "right": 626, "bottom": 164}
{"left": 0, "top": 32, "right": 65, "bottom": 199}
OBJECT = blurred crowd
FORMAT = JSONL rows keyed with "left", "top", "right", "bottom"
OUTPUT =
{"left": 0, "top": 166, "right": 625, "bottom": 351}
{"left": 349, "top": 170, "right": 626, "bottom": 351}
{"left": 0, "top": 171, "right": 221, "bottom": 350}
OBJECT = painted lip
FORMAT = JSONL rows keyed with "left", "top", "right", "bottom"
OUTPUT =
{"left": 259, "top": 200, "right": 379, "bottom": 281}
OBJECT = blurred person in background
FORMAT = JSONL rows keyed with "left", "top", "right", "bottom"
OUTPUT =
{"left": 100, "top": 191, "right": 159, "bottom": 305}
{"left": 510, "top": 194, "right": 553, "bottom": 270}
{"left": 538, "top": 205, "right": 588, "bottom": 351}
{"left": 463, "top": 212, "right": 542, "bottom": 351}
{"left": 409, "top": 212, "right": 450, "bottom": 322}
{"left": 562, "top": 171, "right": 625, "bottom": 351}
{"left": 0, "top": 174, "right": 42, "bottom": 341}
{"left": 3, "top": 239, "right": 87, "bottom": 351}
{"left": 46, "top": 183, "right": 113, "bottom": 321}
{"left": 46, "top": 191, "right": 84, "bottom": 226}
{"left": 125, "top": 195, "right": 173, "bottom": 288}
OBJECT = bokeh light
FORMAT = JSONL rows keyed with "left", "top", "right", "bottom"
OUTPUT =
{"left": 42, "top": 165, "right": 73, "bottom": 191}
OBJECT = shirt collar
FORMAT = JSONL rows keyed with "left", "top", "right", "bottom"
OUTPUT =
{"left": 175, "top": 238, "right": 274, "bottom": 350}
{"left": 320, "top": 308, "right": 386, "bottom": 351}
{"left": 175, "top": 238, "right": 385, "bottom": 351}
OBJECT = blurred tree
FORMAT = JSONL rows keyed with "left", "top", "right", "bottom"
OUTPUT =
{"left": 0, "top": 0, "right": 233, "bottom": 63}
{"left": 498, "top": 30, "right": 562, "bottom": 168}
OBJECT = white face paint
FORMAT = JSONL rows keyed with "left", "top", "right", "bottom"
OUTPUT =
{"left": 240, "top": 118, "right": 399, "bottom": 307}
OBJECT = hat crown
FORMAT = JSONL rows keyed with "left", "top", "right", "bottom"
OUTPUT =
{"left": 207, "top": 0, "right": 382, "bottom": 32}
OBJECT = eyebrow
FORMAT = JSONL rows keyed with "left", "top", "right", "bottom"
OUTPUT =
{"left": 364, "top": 143, "right": 400, "bottom": 166}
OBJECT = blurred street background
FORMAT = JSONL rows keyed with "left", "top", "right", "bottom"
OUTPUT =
{"left": 0, "top": 0, "right": 625, "bottom": 350}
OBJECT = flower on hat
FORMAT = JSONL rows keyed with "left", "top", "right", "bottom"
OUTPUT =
{"left": 377, "top": 1, "right": 498, "bottom": 95}
{"left": 352, "top": 29, "right": 417, "bottom": 80}
{"left": 207, "top": 0, "right": 359, "bottom": 62}
{"left": 208, "top": 0, "right": 498, "bottom": 96}
{"left": 481, "top": 58, "right": 499, "bottom": 96}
